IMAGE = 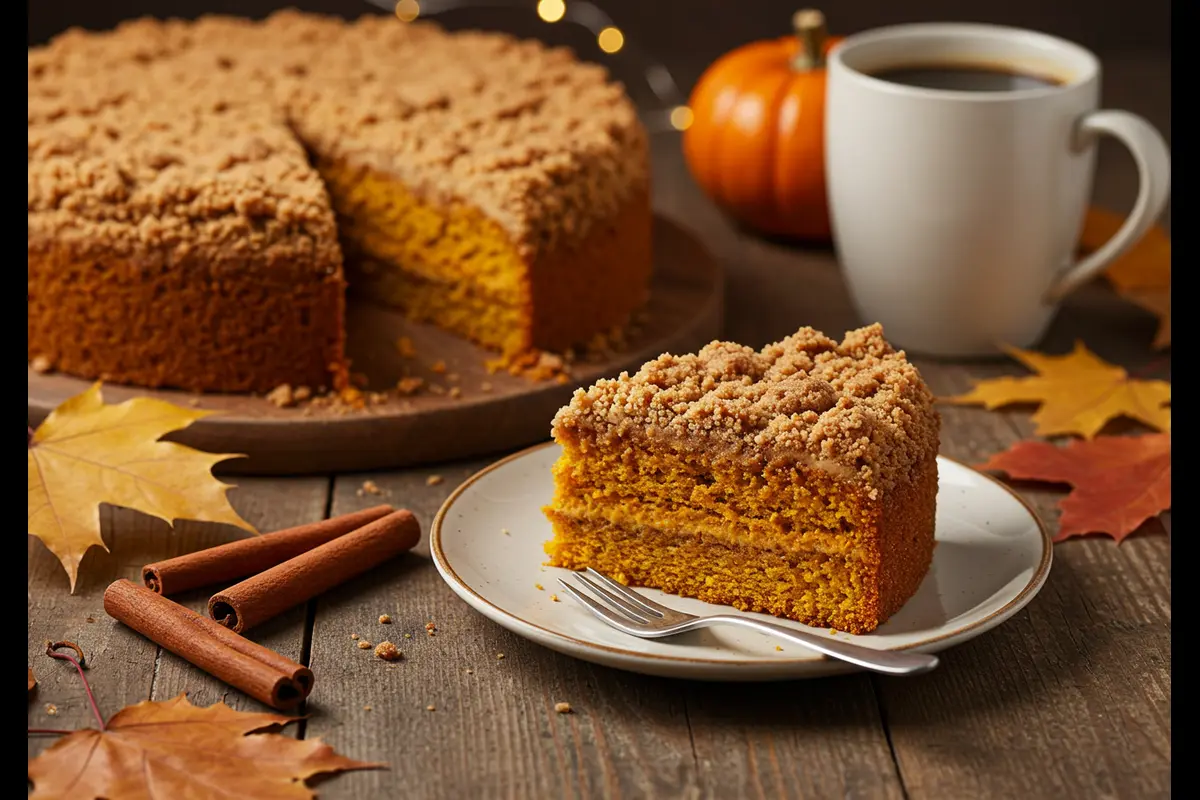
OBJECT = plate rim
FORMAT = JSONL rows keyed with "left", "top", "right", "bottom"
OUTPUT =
{"left": 430, "top": 441, "right": 1053, "bottom": 668}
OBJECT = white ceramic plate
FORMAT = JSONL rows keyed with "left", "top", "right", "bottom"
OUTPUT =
{"left": 431, "top": 442, "right": 1052, "bottom": 680}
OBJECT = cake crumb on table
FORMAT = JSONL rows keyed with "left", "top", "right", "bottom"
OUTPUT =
{"left": 374, "top": 641, "right": 403, "bottom": 661}
{"left": 351, "top": 633, "right": 360, "bottom": 640}
{"left": 426, "top": 475, "right": 444, "bottom": 486}
{"left": 379, "top": 614, "right": 392, "bottom": 624}
{"left": 293, "top": 386, "right": 312, "bottom": 402}
{"left": 357, "top": 640, "right": 373, "bottom": 650}
{"left": 431, "top": 360, "right": 447, "bottom": 374}
{"left": 449, "top": 386, "right": 463, "bottom": 399}
{"left": 404, "top": 633, "right": 412, "bottom": 639}
{"left": 426, "top": 704, "right": 436, "bottom": 712}
{"left": 501, "top": 528, "right": 510, "bottom": 536}
{"left": 554, "top": 702, "right": 572, "bottom": 714}
{"left": 363, "top": 705, "right": 372, "bottom": 711}
{"left": 775, "top": 645, "right": 783, "bottom": 651}
{"left": 396, "top": 376, "right": 425, "bottom": 396}
{"left": 466, "top": 668, "right": 474, "bottom": 674}
{"left": 535, "top": 583, "right": 544, "bottom": 591}
{"left": 86, "top": 616, "right": 95, "bottom": 623}
{"left": 266, "top": 383, "right": 297, "bottom": 408}
{"left": 45, "top": 703, "right": 58, "bottom": 716}
{"left": 31, "top": 355, "right": 53, "bottom": 373}
{"left": 550, "top": 594, "right": 560, "bottom": 602}
{"left": 361, "top": 480, "right": 384, "bottom": 496}
{"left": 496, "top": 653, "right": 505, "bottom": 660}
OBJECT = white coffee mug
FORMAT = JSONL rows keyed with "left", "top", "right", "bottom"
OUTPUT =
{"left": 825, "top": 23, "right": 1170, "bottom": 357}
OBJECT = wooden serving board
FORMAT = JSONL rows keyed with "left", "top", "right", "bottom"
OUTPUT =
{"left": 28, "top": 215, "right": 723, "bottom": 475}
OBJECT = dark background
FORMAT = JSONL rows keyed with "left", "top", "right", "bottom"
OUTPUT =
{"left": 28, "top": 1, "right": 1172, "bottom": 98}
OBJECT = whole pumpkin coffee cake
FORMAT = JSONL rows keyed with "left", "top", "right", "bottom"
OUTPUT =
{"left": 27, "top": 11, "right": 651, "bottom": 393}
{"left": 543, "top": 324, "right": 940, "bottom": 634}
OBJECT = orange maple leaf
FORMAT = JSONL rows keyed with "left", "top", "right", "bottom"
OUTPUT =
{"left": 27, "top": 694, "right": 383, "bottom": 799}
{"left": 978, "top": 434, "right": 1170, "bottom": 543}
{"left": 1080, "top": 206, "right": 1171, "bottom": 349}
{"left": 28, "top": 383, "right": 254, "bottom": 592}
{"left": 944, "top": 342, "right": 1170, "bottom": 439}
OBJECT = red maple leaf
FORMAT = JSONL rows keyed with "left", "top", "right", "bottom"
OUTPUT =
{"left": 977, "top": 434, "right": 1170, "bottom": 543}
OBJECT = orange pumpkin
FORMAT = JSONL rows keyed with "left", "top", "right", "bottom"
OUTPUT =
{"left": 683, "top": 10, "right": 839, "bottom": 242}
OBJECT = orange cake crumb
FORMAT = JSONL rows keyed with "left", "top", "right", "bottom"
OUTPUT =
{"left": 555, "top": 702, "right": 572, "bottom": 714}
{"left": 396, "top": 376, "right": 425, "bottom": 396}
{"left": 542, "top": 324, "right": 940, "bottom": 634}
{"left": 374, "top": 641, "right": 403, "bottom": 661}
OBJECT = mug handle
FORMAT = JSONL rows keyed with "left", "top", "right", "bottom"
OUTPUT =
{"left": 1043, "top": 110, "right": 1171, "bottom": 303}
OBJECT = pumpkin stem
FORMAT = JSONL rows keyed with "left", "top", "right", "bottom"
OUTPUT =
{"left": 791, "top": 9, "right": 827, "bottom": 71}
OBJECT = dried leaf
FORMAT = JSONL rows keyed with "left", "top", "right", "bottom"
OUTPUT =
{"left": 1080, "top": 207, "right": 1171, "bottom": 348}
{"left": 978, "top": 434, "right": 1170, "bottom": 543}
{"left": 28, "top": 383, "right": 254, "bottom": 592}
{"left": 27, "top": 694, "right": 383, "bottom": 800}
{"left": 944, "top": 342, "right": 1170, "bottom": 439}
{"left": 1081, "top": 206, "right": 1171, "bottom": 292}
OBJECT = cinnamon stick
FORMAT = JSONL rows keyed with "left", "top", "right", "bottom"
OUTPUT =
{"left": 104, "top": 579, "right": 314, "bottom": 711}
{"left": 209, "top": 509, "right": 421, "bottom": 634}
{"left": 143, "top": 505, "right": 394, "bottom": 596}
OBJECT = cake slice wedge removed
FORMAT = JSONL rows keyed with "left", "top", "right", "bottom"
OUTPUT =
{"left": 543, "top": 324, "right": 941, "bottom": 634}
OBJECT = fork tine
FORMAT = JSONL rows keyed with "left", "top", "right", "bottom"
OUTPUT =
{"left": 557, "top": 579, "right": 647, "bottom": 630}
{"left": 583, "top": 568, "right": 673, "bottom": 618}
{"left": 571, "top": 572, "right": 654, "bottom": 622}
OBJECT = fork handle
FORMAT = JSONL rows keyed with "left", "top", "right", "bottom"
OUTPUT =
{"left": 708, "top": 615, "right": 939, "bottom": 676}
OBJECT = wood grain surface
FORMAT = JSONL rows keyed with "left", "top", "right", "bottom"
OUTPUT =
{"left": 28, "top": 50, "right": 1169, "bottom": 799}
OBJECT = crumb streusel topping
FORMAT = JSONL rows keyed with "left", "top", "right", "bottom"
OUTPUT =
{"left": 552, "top": 324, "right": 940, "bottom": 491}
{"left": 27, "top": 11, "right": 647, "bottom": 263}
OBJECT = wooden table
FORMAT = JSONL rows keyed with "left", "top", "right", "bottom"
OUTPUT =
{"left": 28, "top": 53, "right": 1170, "bottom": 799}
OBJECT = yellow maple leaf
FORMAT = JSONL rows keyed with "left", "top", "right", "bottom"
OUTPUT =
{"left": 28, "top": 383, "right": 254, "bottom": 592}
{"left": 944, "top": 342, "right": 1170, "bottom": 439}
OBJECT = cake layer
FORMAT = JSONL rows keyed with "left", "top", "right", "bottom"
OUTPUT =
{"left": 547, "top": 452, "right": 938, "bottom": 632}
{"left": 550, "top": 438, "right": 875, "bottom": 558}
{"left": 28, "top": 243, "right": 345, "bottom": 394}
{"left": 348, "top": 260, "right": 530, "bottom": 357}
{"left": 545, "top": 512, "right": 880, "bottom": 633}
{"left": 331, "top": 164, "right": 653, "bottom": 355}
{"left": 320, "top": 161, "right": 529, "bottom": 306}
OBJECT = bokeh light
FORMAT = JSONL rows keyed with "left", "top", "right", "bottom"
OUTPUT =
{"left": 394, "top": 0, "right": 420, "bottom": 22}
{"left": 597, "top": 26, "right": 624, "bottom": 54}
{"left": 537, "top": 0, "right": 566, "bottom": 23}
{"left": 669, "top": 105, "right": 694, "bottom": 131}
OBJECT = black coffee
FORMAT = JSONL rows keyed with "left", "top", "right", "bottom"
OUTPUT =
{"left": 869, "top": 63, "right": 1065, "bottom": 92}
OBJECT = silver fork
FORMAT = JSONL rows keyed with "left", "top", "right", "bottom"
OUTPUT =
{"left": 559, "top": 568, "right": 939, "bottom": 676}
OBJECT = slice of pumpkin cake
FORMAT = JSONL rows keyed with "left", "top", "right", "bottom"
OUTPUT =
{"left": 543, "top": 323, "right": 940, "bottom": 634}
